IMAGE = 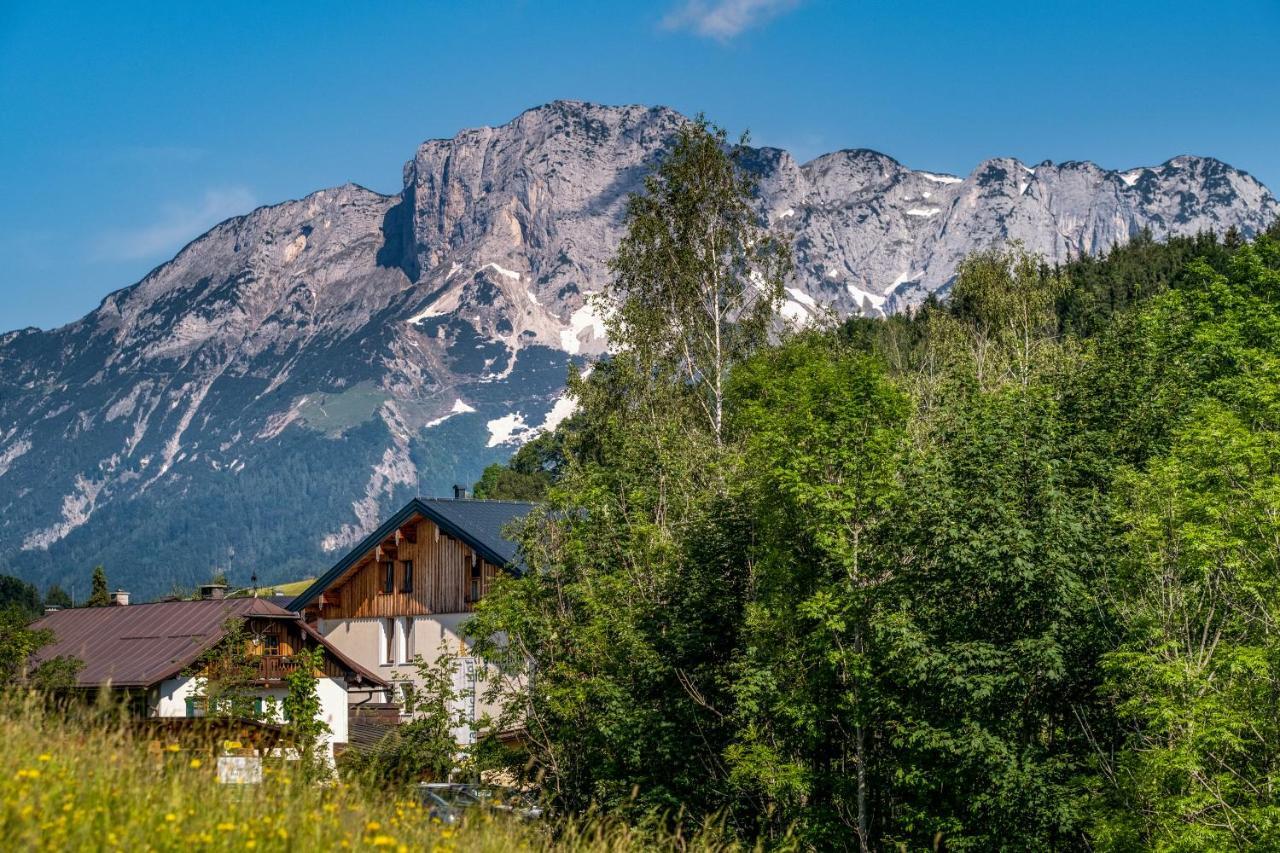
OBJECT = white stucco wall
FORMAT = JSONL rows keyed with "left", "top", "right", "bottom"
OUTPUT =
{"left": 317, "top": 614, "right": 503, "bottom": 743}
{"left": 152, "top": 675, "right": 349, "bottom": 756}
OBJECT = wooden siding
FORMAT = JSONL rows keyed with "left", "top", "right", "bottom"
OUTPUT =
{"left": 316, "top": 516, "right": 501, "bottom": 619}
{"left": 241, "top": 618, "right": 348, "bottom": 680}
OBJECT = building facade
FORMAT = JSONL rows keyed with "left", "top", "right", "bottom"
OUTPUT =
{"left": 290, "top": 497, "right": 533, "bottom": 744}
{"left": 31, "top": 594, "right": 386, "bottom": 757}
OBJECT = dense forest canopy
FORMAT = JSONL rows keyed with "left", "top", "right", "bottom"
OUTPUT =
{"left": 467, "top": 117, "right": 1280, "bottom": 851}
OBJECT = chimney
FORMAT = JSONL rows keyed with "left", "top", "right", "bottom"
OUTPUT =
{"left": 452, "top": 484, "right": 469, "bottom": 500}
{"left": 109, "top": 589, "right": 130, "bottom": 606}
{"left": 200, "top": 583, "right": 227, "bottom": 601}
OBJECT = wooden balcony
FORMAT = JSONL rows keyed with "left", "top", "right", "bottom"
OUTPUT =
{"left": 255, "top": 655, "right": 300, "bottom": 682}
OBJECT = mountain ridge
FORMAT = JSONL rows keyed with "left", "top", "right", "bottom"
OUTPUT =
{"left": 1, "top": 100, "right": 1276, "bottom": 596}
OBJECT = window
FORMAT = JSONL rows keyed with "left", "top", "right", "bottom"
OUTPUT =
{"left": 381, "top": 561, "right": 394, "bottom": 594}
{"left": 469, "top": 577, "right": 481, "bottom": 603}
{"left": 402, "top": 617, "right": 414, "bottom": 661}
{"left": 401, "top": 560, "right": 414, "bottom": 593}
{"left": 381, "top": 618, "right": 395, "bottom": 665}
{"left": 393, "top": 617, "right": 408, "bottom": 664}
{"left": 262, "top": 633, "right": 280, "bottom": 656}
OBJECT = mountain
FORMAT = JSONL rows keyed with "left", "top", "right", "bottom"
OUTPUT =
{"left": 2, "top": 101, "right": 1276, "bottom": 597}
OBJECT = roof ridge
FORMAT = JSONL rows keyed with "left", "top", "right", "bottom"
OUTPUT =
{"left": 52, "top": 594, "right": 261, "bottom": 607}
{"left": 420, "top": 497, "right": 537, "bottom": 505}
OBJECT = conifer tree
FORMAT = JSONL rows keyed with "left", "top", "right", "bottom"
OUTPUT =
{"left": 85, "top": 566, "right": 109, "bottom": 607}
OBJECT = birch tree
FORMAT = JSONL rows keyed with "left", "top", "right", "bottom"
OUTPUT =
{"left": 607, "top": 115, "right": 790, "bottom": 445}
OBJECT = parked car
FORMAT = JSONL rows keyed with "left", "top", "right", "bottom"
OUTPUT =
{"left": 414, "top": 783, "right": 480, "bottom": 825}
{"left": 414, "top": 782, "right": 543, "bottom": 822}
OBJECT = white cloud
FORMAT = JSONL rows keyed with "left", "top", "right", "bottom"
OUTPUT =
{"left": 662, "top": 0, "right": 805, "bottom": 40}
{"left": 93, "top": 186, "right": 256, "bottom": 261}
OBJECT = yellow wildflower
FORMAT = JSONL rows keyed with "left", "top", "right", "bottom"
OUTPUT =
{"left": 165, "top": 813, "right": 177, "bottom": 822}
{"left": 37, "top": 753, "right": 51, "bottom": 762}
{"left": 365, "top": 821, "right": 382, "bottom": 832}
{"left": 217, "top": 823, "right": 236, "bottom": 832}
{"left": 189, "top": 757, "right": 203, "bottom": 769}
{"left": 371, "top": 836, "right": 397, "bottom": 847}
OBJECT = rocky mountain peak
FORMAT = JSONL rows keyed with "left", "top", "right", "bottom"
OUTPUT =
{"left": 1, "top": 101, "right": 1276, "bottom": 596}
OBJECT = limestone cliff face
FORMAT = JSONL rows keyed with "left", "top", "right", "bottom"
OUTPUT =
{"left": 1, "top": 101, "right": 1275, "bottom": 595}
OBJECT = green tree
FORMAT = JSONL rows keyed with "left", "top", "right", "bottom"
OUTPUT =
{"left": 43, "top": 584, "right": 72, "bottom": 610}
{"left": 0, "top": 607, "right": 82, "bottom": 689}
{"left": 607, "top": 114, "right": 789, "bottom": 444}
{"left": 85, "top": 566, "right": 110, "bottom": 607}
{"left": 348, "top": 648, "right": 465, "bottom": 785}
{"left": 470, "top": 116, "right": 789, "bottom": 820}
{"left": 0, "top": 575, "right": 42, "bottom": 621}
{"left": 725, "top": 333, "right": 908, "bottom": 850}
{"left": 1089, "top": 238, "right": 1280, "bottom": 850}
{"left": 282, "top": 644, "right": 331, "bottom": 776}
{"left": 185, "top": 617, "right": 273, "bottom": 721}
{"left": 472, "top": 427, "right": 572, "bottom": 501}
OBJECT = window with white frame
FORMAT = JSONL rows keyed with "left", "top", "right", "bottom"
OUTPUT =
{"left": 402, "top": 616, "right": 414, "bottom": 662}
{"left": 393, "top": 616, "right": 408, "bottom": 664}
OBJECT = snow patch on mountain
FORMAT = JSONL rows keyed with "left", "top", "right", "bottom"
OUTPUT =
{"left": 559, "top": 302, "right": 605, "bottom": 355}
{"left": 786, "top": 287, "right": 818, "bottom": 309}
{"left": 1121, "top": 169, "right": 1146, "bottom": 187}
{"left": 482, "top": 262, "right": 522, "bottom": 281}
{"left": 486, "top": 412, "right": 529, "bottom": 447}
{"left": 540, "top": 392, "right": 577, "bottom": 434}
{"left": 426, "top": 398, "right": 477, "bottom": 428}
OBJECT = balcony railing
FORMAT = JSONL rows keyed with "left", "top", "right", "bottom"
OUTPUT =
{"left": 255, "top": 655, "right": 300, "bottom": 682}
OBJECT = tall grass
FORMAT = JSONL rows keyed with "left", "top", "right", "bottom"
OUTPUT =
{"left": 0, "top": 692, "right": 743, "bottom": 852}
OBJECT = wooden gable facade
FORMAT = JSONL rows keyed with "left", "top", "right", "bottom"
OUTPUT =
{"left": 237, "top": 615, "right": 355, "bottom": 683}
{"left": 301, "top": 514, "right": 504, "bottom": 622}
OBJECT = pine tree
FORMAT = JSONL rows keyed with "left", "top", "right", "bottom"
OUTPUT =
{"left": 43, "top": 584, "right": 72, "bottom": 609}
{"left": 85, "top": 566, "right": 109, "bottom": 607}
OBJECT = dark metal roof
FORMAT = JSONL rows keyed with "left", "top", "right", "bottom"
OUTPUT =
{"left": 31, "top": 597, "right": 387, "bottom": 689}
{"left": 416, "top": 498, "right": 532, "bottom": 567}
{"left": 290, "top": 497, "right": 534, "bottom": 610}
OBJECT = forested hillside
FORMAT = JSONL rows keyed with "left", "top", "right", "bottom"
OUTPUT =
{"left": 468, "top": 118, "right": 1280, "bottom": 850}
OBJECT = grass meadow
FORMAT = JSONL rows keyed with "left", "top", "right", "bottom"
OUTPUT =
{"left": 0, "top": 693, "right": 746, "bottom": 852}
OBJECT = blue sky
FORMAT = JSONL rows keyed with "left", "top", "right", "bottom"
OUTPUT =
{"left": 2, "top": 0, "right": 1276, "bottom": 331}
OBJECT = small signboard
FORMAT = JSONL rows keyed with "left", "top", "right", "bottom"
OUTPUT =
{"left": 218, "top": 755, "right": 263, "bottom": 785}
